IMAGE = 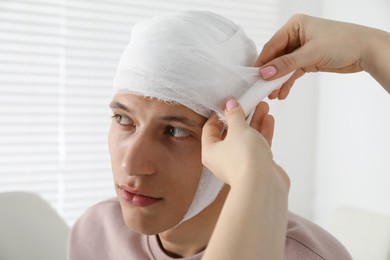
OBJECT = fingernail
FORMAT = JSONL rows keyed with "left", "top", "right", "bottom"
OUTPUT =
{"left": 260, "top": 66, "right": 277, "bottom": 79}
{"left": 226, "top": 98, "right": 238, "bottom": 111}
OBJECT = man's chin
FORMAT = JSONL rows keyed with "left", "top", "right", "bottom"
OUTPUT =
{"left": 120, "top": 209, "right": 177, "bottom": 235}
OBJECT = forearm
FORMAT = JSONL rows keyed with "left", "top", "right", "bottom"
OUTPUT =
{"left": 203, "top": 168, "right": 288, "bottom": 260}
{"left": 361, "top": 27, "right": 390, "bottom": 93}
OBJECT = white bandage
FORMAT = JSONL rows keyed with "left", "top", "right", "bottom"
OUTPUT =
{"left": 113, "top": 11, "right": 262, "bottom": 223}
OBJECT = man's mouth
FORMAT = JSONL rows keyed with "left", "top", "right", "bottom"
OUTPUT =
{"left": 118, "top": 185, "right": 162, "bottom": 207}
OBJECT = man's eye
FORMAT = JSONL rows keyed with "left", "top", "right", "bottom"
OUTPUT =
{"left": 165, "top": 126, "right": 190, "bottom": 138}
{"left": 112, "top": 114, "right": 133, "bottom": 126}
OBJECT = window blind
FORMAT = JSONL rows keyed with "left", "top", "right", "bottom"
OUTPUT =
{"left": 0, "top": 0, "right": 282, "bottom": 226}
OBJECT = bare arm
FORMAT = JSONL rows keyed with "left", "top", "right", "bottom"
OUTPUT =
{"left": 360, "top": 26, "right": 390, "bottom": 93}
{"left": 201, "top": 100, "right": 289, "bottom": 260}
{"left": 257, "top": 14, "right": 390, "bottom": 99}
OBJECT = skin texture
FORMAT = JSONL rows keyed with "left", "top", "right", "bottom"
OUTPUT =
{"left": 108, "top": 93, "right": 283, "bottom": 258}
{"left": 109, "top": 94, "right": 205, "bottom": 236}
{"left": 257, "top": 14, "right": 390, "bottom": 99}
{"left": 202, "top": 99, "right": 289, "bottom": 260}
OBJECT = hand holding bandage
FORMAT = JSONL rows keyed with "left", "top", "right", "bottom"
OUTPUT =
{"left": 201, "top": 98, "right": 288, "bottom": 186}
{"left": 202, "top": 98, "right": 290, "bottom": 260}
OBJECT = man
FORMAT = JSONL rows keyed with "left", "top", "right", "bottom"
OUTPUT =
{"left": 68, "top": 11, "right": 352, "bottom": 260}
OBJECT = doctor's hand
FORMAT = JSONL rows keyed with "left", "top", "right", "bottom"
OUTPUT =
{"left": 201, "top": 99, "right": 289, "bottom": 260}
{"left": 201, "top": 99, "right": 289, "bottom": 189}
{"left": 257, "top": 14, "right": 390, "bottom": 99}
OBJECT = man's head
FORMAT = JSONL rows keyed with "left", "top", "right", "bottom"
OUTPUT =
{"left": 110, "top": 11, "right": 260, "bottom": 233}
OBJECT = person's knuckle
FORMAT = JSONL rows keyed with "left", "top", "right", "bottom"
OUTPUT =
{"left": 263, "top": 41, "right": 279, "bottom": 57}
{"left": 278, "top": 55, "right": 297, "bottom": 70}
{"left": 290, "top": 13, "right": 307, "bottom": 24}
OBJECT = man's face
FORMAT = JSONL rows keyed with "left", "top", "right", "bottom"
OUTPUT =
{"left": 108, "top": 93, "right": 207, "bottom": 235}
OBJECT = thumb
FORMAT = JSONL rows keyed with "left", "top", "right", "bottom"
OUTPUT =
{"left": 224, "top": 98, "right": 246, "bottom": 132}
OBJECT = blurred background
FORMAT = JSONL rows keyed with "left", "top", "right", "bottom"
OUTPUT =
{"left": 0, "top": 0, "right": 389, "bottom": 259}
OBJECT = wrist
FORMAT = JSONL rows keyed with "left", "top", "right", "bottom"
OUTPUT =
{"left": 359, "top": 26, "right": 390, "bottom": 74}
{"left": 228, "top": 162, "right": 289, "bottom": 202}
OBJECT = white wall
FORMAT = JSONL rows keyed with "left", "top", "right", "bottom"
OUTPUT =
{"left": 315, "top": 0, "right": 390, "bottom": 228}
{"left": 268, "top": 0, "right": 322, "bottom": 220}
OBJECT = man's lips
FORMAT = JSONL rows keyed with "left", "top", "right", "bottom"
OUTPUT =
{"left": 118, "top": 185, "right": 162, "bottom": 207}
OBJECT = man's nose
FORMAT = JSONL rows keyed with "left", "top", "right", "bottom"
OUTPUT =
{"left": 120, "top": 132, "right": 158, "bottom": 176}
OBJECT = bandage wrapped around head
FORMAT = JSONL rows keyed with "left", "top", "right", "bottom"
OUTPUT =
{"left": 113, "top": 11, "right": 260, "bottom": 223}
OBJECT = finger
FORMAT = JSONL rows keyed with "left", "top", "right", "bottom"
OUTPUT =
{"left": 256, "top": 27, "right": 295, "bottom": 67}
{"left": 249, "top": 102, "right": 275, "bottom": 147}
{"left": 201, "top": 113, "right": 222, "bottom": 147}
{"left": 260, "top": 114, "right": 275, "bottom": 147}
{"left": 277, "top": 69, "right": 304, "bottom": 99}
{"left": 256, "top": 15, "right": 303, "bottom": 67}
{"left": 278, "top": 87, "right": 291, "bottom": 100}
{"left": 249, "top": 101, "right": 269, "bottom": 131}
{"left": 266, "top": 68, "right": 304, "bottom": 100}
{"left": 261, "top": 44, "right": 319, "bottom": 81}
{"left": 224, "top": 98, "right": 246, "bottom": 133}
{"left": 268, "top": 89, "right": 280, "bottom": 99}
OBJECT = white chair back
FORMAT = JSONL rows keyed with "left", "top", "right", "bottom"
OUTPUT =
{"left": 331, "top": 206, "right": 390, "bottom": 260}
{"left": 0, "top": 192, "right": 69, "bottom": 260}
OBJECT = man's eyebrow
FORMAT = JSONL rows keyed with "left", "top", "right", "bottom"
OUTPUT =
{"left": 159, "top": 116, "right": 202, "bottom": 128}
{"left": 109, "top": 101, "right": 132, "bottom": 113}
{"left": 109, "top": 101, "right": 203, "bottom": 128}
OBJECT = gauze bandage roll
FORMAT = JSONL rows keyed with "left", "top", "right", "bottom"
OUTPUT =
{"left": 113, "top": 11, "right": 291, "bottom": 223}
{"left": 113, "top": 11, "right": 260, "bottom": 119}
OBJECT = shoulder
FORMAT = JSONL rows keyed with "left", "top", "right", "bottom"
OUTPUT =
{"left": 68, "top": 198, "right": 149, "bottom": 260}
{"left": 73, "top": 198, "right": 122, "bottom": 228}
{"left": 70, "top": 198, "right": 127, "bottom": 238}
{"left": 285, "top": 212, "right": 352, "bottom": 260}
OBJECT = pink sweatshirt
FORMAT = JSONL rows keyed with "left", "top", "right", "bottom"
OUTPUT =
{"left": 68, "top": 198, "right": 352, "bottom": 260}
